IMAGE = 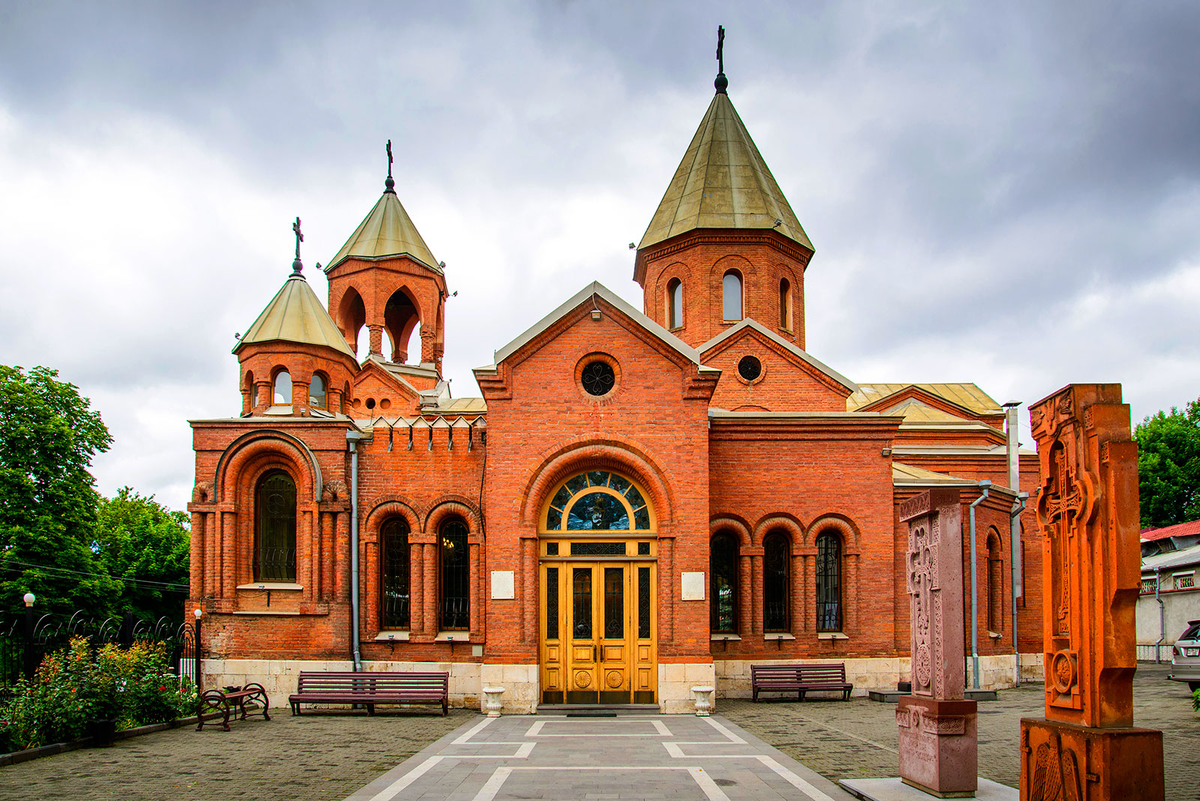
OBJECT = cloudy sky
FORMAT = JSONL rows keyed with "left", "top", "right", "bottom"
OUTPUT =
{"left": 2, "top": 1, "right": 1198, "bottom": 512}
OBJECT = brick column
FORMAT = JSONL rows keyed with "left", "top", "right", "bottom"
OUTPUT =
{"left": 424, "top": 543, "right": 438, "bottom": 634}
{"left": 790, "top": 551, "right": 804, "bottom": 635}
{"left": 738, "top": 553, "right": 752, "bottom": 636}
{"left": 747, "top": 546, "right": 764, "bottom": 636}
{"left": 367, "top": 324, "right": 384, "bottom": 356}
{"left": 660, "top": 536, "right": 674, "bottom": 642}
{"left": 221, "top": 511, "right": 236, "bottom": 597}
{"left": 190, "top": 512, "right": 204, "bottom": 599}
{"left": 469, "top": 541, "right": 481, "bottom": 635}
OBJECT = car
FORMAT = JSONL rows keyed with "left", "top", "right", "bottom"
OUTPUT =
{"left": 1169, "top": 619, "right": 1200, "bottom": 692}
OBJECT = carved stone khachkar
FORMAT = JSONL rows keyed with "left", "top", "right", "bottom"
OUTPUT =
{"left": 1022, "top": 385, "right": 1164, "bottom": 801}
{"left": 897, "top": 488, "right": 977, "bottom": 798}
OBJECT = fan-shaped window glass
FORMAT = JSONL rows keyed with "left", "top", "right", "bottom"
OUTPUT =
{"left": 309, "top": 374, "right": 326, "bottom": 409}
{"left": 273, "top": 370, "right": 292, "bottom": 405}
{"left": 763, "top": 532, "right": 790, "bottom": 632}
{"left": 711, "top": 532, "right": 739, "bottom": 634}
{"left": 815, "top": 532, "right": 842, "bottom": 631}
{"left": 381, "top": 518, "right": 410, "bottom": 629}
{"left": 440, "top": 519, "right": 469, "bottom": 631}
{"left": 668, "top": 278, "right": 683, "bottom": 329}
{"left": 722, "top": 271, "right": 743, "bottom": 321}
{"left": 255, "top": 470, "right": 296, "bottom": 581}
{"left": 542, "top": 471, "right": 653, "bottom": 532}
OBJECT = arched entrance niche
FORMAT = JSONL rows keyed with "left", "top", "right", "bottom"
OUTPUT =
{"left": 536, "top": 468, "right": 659, "bottom": 706}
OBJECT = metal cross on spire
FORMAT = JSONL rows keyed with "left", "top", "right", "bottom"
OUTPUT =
{"left": 715, "top": 26, "right": 728, "bottom": 94}
{"left": 385, "top": 139, "right": 396, "bottom": 193}
{"left": 291, "top": 216, "right": 304, "bottom": 276}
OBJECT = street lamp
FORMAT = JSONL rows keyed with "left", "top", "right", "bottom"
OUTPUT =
{"left": 22, "top": 592, "right": 34, "bottom": 608}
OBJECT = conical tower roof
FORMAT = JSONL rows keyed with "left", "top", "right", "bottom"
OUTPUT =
{"left": 234, "top": 274, "right": 355, "bottom": 358}
{"left": 324, "top": 187, "right": 440, "bottom": 274}
{"left": 638, "top": 91, "right": 812, "bottom": 252}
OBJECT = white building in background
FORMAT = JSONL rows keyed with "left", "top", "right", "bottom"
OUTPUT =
{"left": 1137, "top": 519, "right": 1200, "bottom": 662}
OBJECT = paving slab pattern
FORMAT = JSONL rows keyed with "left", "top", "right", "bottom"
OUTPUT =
{"left": 345, "top": 714, "right": 855, "bottom": 801}
{"left": 721, "top": 663, "right": 1197, "bottom": 801}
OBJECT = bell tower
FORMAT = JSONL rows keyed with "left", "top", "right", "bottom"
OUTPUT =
{"left": 633, "top": 28, "right": 814, "bottom": 351}
{"left": 325, "top": 141, "right": 448, "bottom": 372}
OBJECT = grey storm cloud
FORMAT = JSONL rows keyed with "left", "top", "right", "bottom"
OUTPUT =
{"left": 1, "top": 0, "right": 1197, "bottom": 509}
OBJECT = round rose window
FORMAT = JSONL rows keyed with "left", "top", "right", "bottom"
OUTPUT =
{"left": 581, "top": 360, "right": 616, "bottom": 396}
{"left": 738, "top": 355, "right": 762, "bottom": 382}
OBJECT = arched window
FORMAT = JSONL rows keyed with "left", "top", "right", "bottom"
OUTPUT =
{"left": 763, "top": 532, "right": 790, "bottom": 632}
{"left": 273, "top": 370, "right": 292, "bottom": 405}
{"left": 381, "top": 518, "right": 411, "bottom": 629}
{"left": 543, "top": 471, "right": 653, "bottom": 532}
{"left": 243, "top": 371, "right": 255, "bottom": 414}
{"left": 255, "top": 470, "right": 296, "bottom": 581}
{"left": 667, "top": 278, "right": 683, "bottom": 329}
{"left": 710, "top": 532, "right": 739, "bottom": 634}
{"left": 987, "top": 531, "right": 1003, "bottom": 633}
{"left": 722, "top": 271, "right": 743, "bottom": 321}
{"left": 779, "top": 278, "right": 791, "bottom": 330}
{"left": 440, "top": 519, "right": 469, "bottom": 631}
{"left": 309, "top": 373, "right": 327, "bottom": 410}
{"left": 815, "top": 531, "right": 841, "bottom": 631}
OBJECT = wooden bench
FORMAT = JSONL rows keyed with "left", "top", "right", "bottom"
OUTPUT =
{"left": 196, "top": 683, "right": 270, "bottom": 731}
{"left": 751, "top": 663, "right": 853, "bottom": 702}
{"left": 288, "top": 671, "right": 449, "bottom": 716}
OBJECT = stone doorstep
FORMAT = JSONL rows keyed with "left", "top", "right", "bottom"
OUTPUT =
{"left": 841, "top": 777, "right": 1018, "bottom": 801}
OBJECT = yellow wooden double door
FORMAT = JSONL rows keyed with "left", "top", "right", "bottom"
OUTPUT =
{"left": 539, "top": 550, "right": 656, "bottom": 705}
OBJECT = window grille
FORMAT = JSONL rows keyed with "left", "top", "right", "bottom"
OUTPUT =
{"left": 1176, "top": 573, "right": 1195, "bottom": 590}
{"left": 381, "top": 518, "right": 410, "bottom": 629}
{"left": 638, "top": 567, "right": 651, "bottom": 639}
{"left": 1140, "top": 577, "right": 1157, "bottom": 595}
{"left": 763, "top": 532, "right": 790, "bottom": 632}
{"left": 439, "top": 519, "right": 470, "bottom": 630}
{"left": 604, "top": 567, "right": 624, "bottom": 639}
{"left": 573, "top": 568, "right": 592, "bottom": 638}
{"left": 546, "top": 568, "right": 559, "bottom": 640}
{"left": 710, "top": 532, "right": 739, "bottom": 634}
{"left": 815, "top": 532, "right": 841, "bottom": 632}
{"left": 255, "top": 470, "right": 296, "bottom": 581}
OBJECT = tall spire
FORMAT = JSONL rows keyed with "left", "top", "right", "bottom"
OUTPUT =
{"left": 715, "top": 25, "right": 728, "bottom": 95}
{"left": 291, "top": 216, "right": 304, "bottom": 277}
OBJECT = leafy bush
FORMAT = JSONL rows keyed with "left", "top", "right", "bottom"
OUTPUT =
{"left": 0, "top": 637, "right": 197, "bottom": 751}
{"left": 1193, "top": 687, "right": 1199, "bottom": 713}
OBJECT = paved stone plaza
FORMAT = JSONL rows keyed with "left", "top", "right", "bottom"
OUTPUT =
{"left": 0, "top": 665, "right": 1194, "bottom": 800}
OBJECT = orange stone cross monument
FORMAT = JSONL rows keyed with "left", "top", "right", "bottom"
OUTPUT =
{"left": 1023, "top": 384, "right": 1164, "bottom": 801}
{"left": 898, "top": 487, "right": 978, "bottom": 798}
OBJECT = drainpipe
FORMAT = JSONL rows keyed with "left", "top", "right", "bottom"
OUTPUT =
{"left": 1010, "top": 492, "right": 1027, "bottom": 685}
{"left": 347, "top": 429, "right": 364, "bottom": 672}
{"left": 1155, "top": 567, "right": 1165, "bottom": 664}
{"left": 1003, "top": 401, "right": 1023, "bottom": 686}
{"left": 969, "top": 480, "right": 991, "bottom": 690}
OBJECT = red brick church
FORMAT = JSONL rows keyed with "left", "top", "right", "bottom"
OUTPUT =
{"left": 187, "top": 59, "right": 1043, "bottom": 713}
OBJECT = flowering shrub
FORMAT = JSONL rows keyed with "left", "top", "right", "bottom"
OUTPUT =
{"left": 0, "top": 637, "right": 197, "bottom": 752}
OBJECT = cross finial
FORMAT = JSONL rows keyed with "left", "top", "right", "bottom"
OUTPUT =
{"left": 385, "top": 139, "right": 395, "bottom": 193}
{"left": 291, "top": 216, "right": 304, "bottom": 276}
{"left": 715, "top": 26, "right": 728, "bottom": 94}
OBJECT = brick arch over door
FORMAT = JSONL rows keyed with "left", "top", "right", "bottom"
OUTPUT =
{"left": 799, "top": 515, "right": 862, "bottom": 636}
{"left": 213, "top": 430, "right": 323, "bottom": 503}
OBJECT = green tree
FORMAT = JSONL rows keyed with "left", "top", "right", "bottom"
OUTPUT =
{"left": 0, "top": 365, "right": 118, "bottom": 615}
{"left": 93, "top": 488, "right": 190, "bottom": 622}
{"left": 1135, "top": 395, "right": 1200, "bottom": 529}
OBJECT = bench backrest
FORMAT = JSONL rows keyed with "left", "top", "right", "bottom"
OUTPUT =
{"left": 751, "top": 663, "right": 846, "bottom": 681}
{"left": 296, "top": 670, "right": 448, "bottom": 694}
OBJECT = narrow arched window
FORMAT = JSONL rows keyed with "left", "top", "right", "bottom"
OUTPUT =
{"left": 255, "top": 470, "right": 296, "bottom": 581}
{"left": 987, "top": 532, "right": 1003, "bottom": 633}
{"left": 710, "top": 532, "right": 739, "bottom": 634}
{"left": 667, "top": 278, "right": 683, "bottom": 329}
{"left": 440, "top": 519, "right": 469, "bottom": 631}
{"left": 309, "top": 373, "right": 326, "bottom": 410}
{"left": 763, "top": 532, "right": 790, "bottom": 632}
{"left": 722, "top": 271, "right": 743, "bottom": 321}
{"left": 779, "top": 277, "right": 791, "bottom": 330}
{"left": 815, "top": 532, "right": 841, "bottom": 631}
{"left": 381, "top": 518, "right": 411, "bottom": 629}
{"left": 243, "top": 371, "right": 255, "bottom": 415}
{"left": 273, "top": 370, "right": 292, "bottom": 405}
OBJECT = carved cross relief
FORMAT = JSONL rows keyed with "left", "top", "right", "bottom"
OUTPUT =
{"left": 907, "top": 517, "right": 939, "bottom": 695}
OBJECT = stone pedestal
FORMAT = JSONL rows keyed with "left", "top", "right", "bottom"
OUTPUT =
{"left": 1019, "top": 718, "right": 1163, "bottom": 801}
{"left": 897, "top": 696, "right": 978, "bottom": 798}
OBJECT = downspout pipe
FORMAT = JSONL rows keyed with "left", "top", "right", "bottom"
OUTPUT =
{"left": 347, "top": 429, "right": 364, "bottom": 672}
{"left": 1010, "top": 492, "right": 1028, "bottom": 685}
{"left": 1155, "top": 567, "right": 1165, "bottom": 663}
{"left": 969, "top": 480, "right": 992, "bottom": 690}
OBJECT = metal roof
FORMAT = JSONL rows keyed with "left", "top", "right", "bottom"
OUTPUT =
{"left": 892, "top": 462, "right": 976, "bottom": 486}
{"left": 637, "top": 91, "right": 812, "bottom": 252}
{"left": 847, "top": 383, "right": 1003, "bottom": 415}
{"left": 325, "top": 189, "right": 440, "bottom": 273}
{"left": 234, "top": 274, "right": 355, "bottom": 358}
{"left": 1142, "top": 542, "right": 1200, "bottom": 573}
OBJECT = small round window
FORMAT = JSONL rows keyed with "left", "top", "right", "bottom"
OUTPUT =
{"left": 581, "top": 360, "right": 616, "bottom": 396}
{"left": 738, "top": 355, "right": 762, "bottom": 382}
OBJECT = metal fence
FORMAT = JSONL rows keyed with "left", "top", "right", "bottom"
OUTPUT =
{"left": 0, "top": 611, "right": 199, "bottom": 695}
